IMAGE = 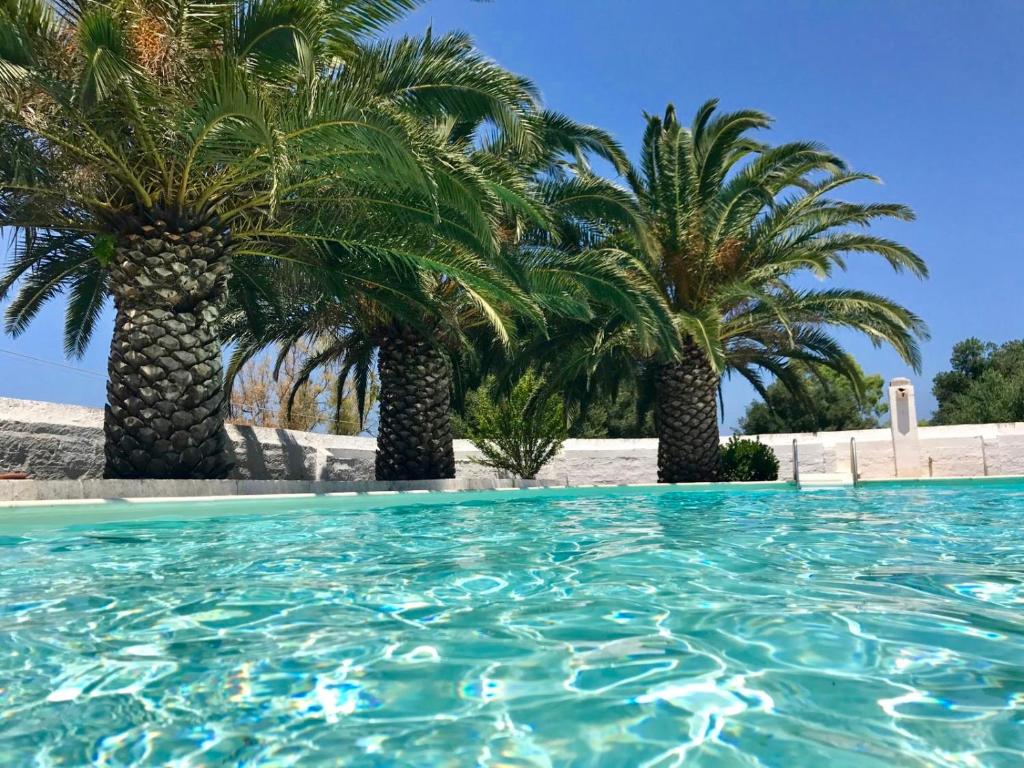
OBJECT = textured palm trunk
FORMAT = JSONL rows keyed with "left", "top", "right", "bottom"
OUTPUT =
{"left": 104, "top": 222, "right": 234, "bottom": 479}
{"left": 656, "top": 338, "right": 721, "bottom": 482}
{"left": 375, "top": 323, "right": 455, "bottom": 481}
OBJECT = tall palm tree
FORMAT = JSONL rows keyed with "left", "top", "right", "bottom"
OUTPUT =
{"left": 619, "top": 100, "right": 928, "bottom": 482}
{"left": 0, "top": 1, "right": 536, "bottom": 478}
{"left": 223, "top": 147, "right": 543, "bottom": 483}
{"left": 338, "top": 36, "right": 544, "bottom": 481}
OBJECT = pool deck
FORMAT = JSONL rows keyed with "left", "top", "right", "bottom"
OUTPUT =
{"left": 0, "top": 477, "right": 790, "bottom": 508}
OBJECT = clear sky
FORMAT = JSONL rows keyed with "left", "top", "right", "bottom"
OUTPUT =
{"left": 2, "top": 0, "right": 1022, "bottom": 430}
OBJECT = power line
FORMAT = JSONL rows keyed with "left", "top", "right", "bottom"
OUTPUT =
{"left": 0, "top": 348, "right": 106, "bottom": 380}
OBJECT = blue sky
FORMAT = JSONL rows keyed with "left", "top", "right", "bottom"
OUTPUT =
{"left": 2, "top": 0, "right": 1022, "bottom": 429}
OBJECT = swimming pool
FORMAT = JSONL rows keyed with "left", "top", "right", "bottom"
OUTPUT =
{"left": 1, "top": 482, "right": 1022, "bottom": 766}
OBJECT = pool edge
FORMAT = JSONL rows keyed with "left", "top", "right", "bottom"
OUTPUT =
{"left": 3, "top": 475, "right": 1022, "bottom": 530}
{"left": 0, "top": 478, "right": 793, "bottom": 509}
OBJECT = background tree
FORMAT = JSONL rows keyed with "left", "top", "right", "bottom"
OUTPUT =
{"left": 569, "top": 383, "right": 656, "bottom": 438}
{"left": 930, "top": 338, "right": 1024, "bottom": 424}
{"left": 738, "top": 362, "right": 887, "bottom": 434}
{"left": 229, "top": 342, "right": 376, "bottom": 434}
{"left": 450, "top": 113, "right": 677, "bottom": 445}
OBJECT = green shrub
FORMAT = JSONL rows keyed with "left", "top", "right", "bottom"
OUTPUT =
{"left": 719, "top": 437, "right": 779, "bottom": 481}
{"left": 463, "top": 372, "right": 567, "bottom": 479}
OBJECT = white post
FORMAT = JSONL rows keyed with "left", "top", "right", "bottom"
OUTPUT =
{"left": 888, "top": 377, "right": 922, "bottom": 478}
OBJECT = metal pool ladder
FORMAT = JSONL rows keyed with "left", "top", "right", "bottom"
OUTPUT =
{"left": 793, "top": 437, "right": 857, "bottom": 490}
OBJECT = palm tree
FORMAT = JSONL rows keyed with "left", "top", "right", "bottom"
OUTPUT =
{"left": 227, "top": 258, "right": 529, "bottom": 482}
{"left": 227, "top": 110, "right": 673, "bottom": 481}
{"left": 371, "top": 110, "right": 676, "bottom": 481}
{"left": 0, "top": 1, "right": 537, "bottom": 478}
{"left": 620, "top": 100, "right": 928, "bottom": 482}
{"left": 223, "top": 37, "right": 548, "bottom": 482}
{"left": 344, "top": 39, "right": 546, "bottom": 482}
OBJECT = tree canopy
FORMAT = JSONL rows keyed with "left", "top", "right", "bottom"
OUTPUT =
{"left": 930, "top": 338, "right": 1024, "bottom": 425}
{"left": 738, "top": 363, "right": 887, "bottom": 434}
{"left": 0, "top": 0, "right": 540, "bottom": 356}
{"left": 0, "top": 5, "right": 932, "bottom": 483}
{"left": 522, "top": 99, "right": 928, "bottom": 481}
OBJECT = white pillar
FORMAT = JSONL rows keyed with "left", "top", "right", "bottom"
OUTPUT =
{"left": 888, "top": 377, "right": 921, "bottom": 478}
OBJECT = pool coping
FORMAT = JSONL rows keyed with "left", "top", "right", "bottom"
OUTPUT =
{"left": 1, "top": 475, "right": 1022, "bottom": 530}
{"left": 0, "top": 477, "right": 577, "bottom": 507}
{"left": 3, "top": 474, "right": 1024, "bottom": 509}
{"left": 0, "top": 480, "right": 796, "bottom": 529}
{"left": 0, "top": 477, "right": 793, "bottom": 508}
{"left": 860, "top": 474, "right": 1024, "bottom": 487}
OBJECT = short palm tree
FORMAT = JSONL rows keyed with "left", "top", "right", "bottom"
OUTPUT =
{"left": 0, "top": 1, "right": 536, "bottom": 478}
{"left": 228, "top": 110, "right": 673, "bottom": 481}
{"left": 370, "top": 109, "right": 676, "bottom": 480}
{"left": 224, "top": 39, "right": 549, "bottom": 482}
{"left": 621, "top": 100, "right": 928, "bottom": 482}
{"left": 227, "top": 257, "right": 530, "bottom": 482}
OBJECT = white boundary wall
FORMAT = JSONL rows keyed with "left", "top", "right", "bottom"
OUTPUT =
{"left": 460, "top": 424, "right": 1024, "bottom": 483}
{"left": 2, "top": 396, "right": 1023, "bottom": 483}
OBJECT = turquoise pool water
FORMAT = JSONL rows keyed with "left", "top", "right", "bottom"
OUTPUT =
{"left": 1, "top": 482, "right": 1023, "bottom": 766}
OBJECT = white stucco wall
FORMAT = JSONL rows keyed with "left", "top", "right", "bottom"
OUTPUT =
{"left": 733, "top": 423, "right": 1024, "bottom": 481}
{"left": 2, "top": 396, "right": 1023, "bottom": 482}
{"left": 457, "top": 425, "right": 1024, "bottom": 483}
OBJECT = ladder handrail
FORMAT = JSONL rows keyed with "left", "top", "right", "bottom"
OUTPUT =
{"left": 792, "top": 439, "right": 800, "bottom": 485}
{"left": 850, "top": 437, "right": 859, "bottom": 486}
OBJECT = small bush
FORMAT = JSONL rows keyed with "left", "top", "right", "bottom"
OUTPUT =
{"left": 463, "top": 372, "right": 567, "bottom": 479}
{"left": 719, "top": 436, "right": 779, "bottom": 481}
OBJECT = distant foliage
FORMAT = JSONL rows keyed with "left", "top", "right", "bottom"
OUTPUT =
{"left": 463, "top": 372, "right": 567, "bottom": 480}
{"left": 719, "top": 437, "right": 779, "bottom": 481}
{"left": 931, "top": 338, "right": 1024, "bottom": 425}
{"left": 570, "top": 383, "right": 656, "bottom": 438}
{"left": 229, "top": 342, "right": 376, "bottom": 434}
{"left": 739, "top": 363, "right": 887, "bottom": 435}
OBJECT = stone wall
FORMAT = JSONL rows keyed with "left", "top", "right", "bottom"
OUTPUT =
{"left": 0, "top": 397, "right": 375, "bottom": 481}
{"left": 2, "top": 397, "right": 1023, "bottom": 483}
{"left": 0, "top": 398, "right": 105, "bottom": 479}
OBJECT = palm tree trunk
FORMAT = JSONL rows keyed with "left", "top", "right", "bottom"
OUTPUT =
{"left": 656, "top": 337, "right": 721, "bottom": 482}
{"left": 375, "top": 323, "right": 455, "bottom": 481}
{"left": 104, "top": 222, "right": 234, "bottom": 479}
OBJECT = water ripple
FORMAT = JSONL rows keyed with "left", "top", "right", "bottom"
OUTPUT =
{"left": 1, "top": 484, "right": 1024, "bottom": 766}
